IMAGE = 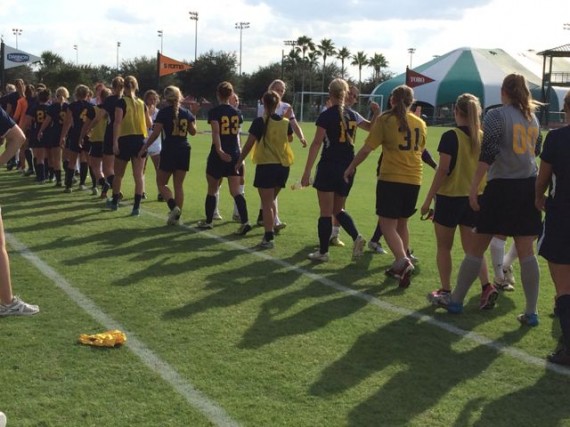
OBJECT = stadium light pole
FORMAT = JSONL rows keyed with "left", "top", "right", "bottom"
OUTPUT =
{"left": 12, "top": 28, "right": 22, "bottom": 49}
{"left": 73, "top": 44, "right": 78, "bottom": 65}
{"left": 408, "top": 48, "right": 416, "bottom": 69}
{"left": 116, "top": 41, "right": 121, "bottom": 71}
{"left": 235, "top": 22, "right": 250, "bottom": 75}
{"left": 189, "top": 11, "right": 198, "bottom": 62}
{"left": 157, "top": 30, "right": 164, "bottom": 54}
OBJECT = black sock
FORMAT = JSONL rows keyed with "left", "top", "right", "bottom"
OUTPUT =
{"left": 205, "top": 194, "right": 216, "bottom": 223}
{"left": 557, "top": 295, "right": 570, "bottom": 351}
{"left": 112, "top": 193, "right": 120, "bottom": 204}
{"left": 335, "top": 210, "right": 359, "bottom": 241}
{"left": 79, "top": 162, "right": 88, "bottom": 185}
{"left": 54, "top": 169, "right": 62, "bottom": 184}
{"left": 264, "top": 231, "right": 274, "bottom": 242}
{"left": 234, "top": 194, "right": 248, "bottom": 223}
{"left": 133, "top": 194, "right": 142, "bottom": 210}
{"left": 63, "top": 159, "right": 69, "bottom": 171}
{"left": 107, "top": 174, "right": 115, "bottom": 188}
{"left": 25, "top": 149, "right": 34, "bottom": 171}
{"left": 318, "top": 216, "right": 332, "bottom": 254}
{"left": 257, "top": 208, "right": 263, "bottom": 222}
{"left": 371, "top": 223, "right": 383, "bottom": 242}
{"left": 47, "top": 166, "right": 54, "bottom": 179}
{"left": 37, "top": 163, "right": 46, "bottom": 181}
{"left": 167, "top": 198, "right": 177, "bottom": 211}
{"left": 64, "top": 168, "right": 74, "bottom": 189}
{"left": 89, "top": 167, "right": 96, "bottom": 188}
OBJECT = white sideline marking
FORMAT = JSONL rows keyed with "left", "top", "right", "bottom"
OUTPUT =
{"left": 146, "top": 210, "right": 570, "bottom": 377}
{"left": 5, "top": 232, "right": 240, "bottom": 427}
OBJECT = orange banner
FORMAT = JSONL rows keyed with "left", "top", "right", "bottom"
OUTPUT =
{"left": 158, "top": 53, "right": 192, "bottom": 77}
{"left": 405, "top": 67, "right": 435, "bottom": 88}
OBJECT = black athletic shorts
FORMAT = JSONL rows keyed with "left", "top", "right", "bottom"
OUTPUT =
{"left": 313, "top": 159, "right": 354, "bottom": 197}
{"left": 434, "top": 194, "right": 478, "bottom": 228}
{"left": 538, "top": 201, "right": 570, "bottom": 264}
{"left": 160, "top": 146, "right": 191, "bottom": 172}
{"left": 254, "top": 164, "right": 289, "bottom": 189}
{"left": 376, "top": 180, "right": 419, "bottom": 219}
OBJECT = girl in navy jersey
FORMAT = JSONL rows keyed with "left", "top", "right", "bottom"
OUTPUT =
{"left": 101, "top": 77, "right": 124, "bottom": 199}
{"left": 140, "top": 86, "right": 196, "bottom": 225}
{"left": 430, "top": 73, "right": 542, "bottom": 325}
{"left": 38, "top": 86, "right": 69, "bottom": 187}
{"left": 236, "top": 90, "right": 294, "bottom": 248}
{"left": 197, "top": 81, "right": 251, "bottom": 235}
{"left": 422, "top": 93, "right": 497, "bottom": 310}
{"left": 301, "top": 78, "right": 366, "bottom": 262}
{"left": 109, "top": 75, "right": 151, "bottom": 216}
{"left": 536, "top": 90, "right": 570, "bottom": 364}
{"left": 60, "top": 84, "right": 95, "bottom": 193}
{"left": 23, "top": 88, "right": 51, "bottom": 183}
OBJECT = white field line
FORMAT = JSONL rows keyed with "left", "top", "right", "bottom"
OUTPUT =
{"left": 145, "top": 209, "right": 570, "bottom": 377}
{"left": 5, "top": 232, "right": 240, "bottom": 427}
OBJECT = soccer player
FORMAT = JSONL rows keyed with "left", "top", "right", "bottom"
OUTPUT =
{"left": 344, "top": 85, "right": 427, "bottom": 288}
{"left": 140, "top": 86, "right": 196, "bottom": 226}
{"left": 235, "top": 90, "right": 294, "bottom": 249}
{"left": 142, "top": 89, "right": 162, "bottom": 201}
{"left": 535, "top": 90, "right": 570, "bottom": 364}
{"left": 0, "top": 106, "right": 39, "bottom": 316}
{"left": 22, "top": 88, "right": 51, "bottom": 183}
{"left": 197, "top": 81, "right": 251, "bottom": 235}
{"left": 109, "top": 76, "right": 151, "bottom": 216}
{"left": 429, "top": 74, "right": 542, "bottom": 324}
{"left": 101, "top": 77, "right": 125, "bottom": 199}
{"left": 302, "top": 78, "right": 366, "bottom": 262}
{"left": 38, "top": 86, "right": 69, "bottom": 187}
{"left": 421, "top": 93, "right": 498, "bottom": 309}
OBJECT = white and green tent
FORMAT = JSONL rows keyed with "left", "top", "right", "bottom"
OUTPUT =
{"left": 371, "top": 47, "right": 547, "bottom": 121}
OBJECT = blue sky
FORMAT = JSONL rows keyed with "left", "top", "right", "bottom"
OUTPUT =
{"left": 1, "top": 0, "right": 569, "bottom": 80}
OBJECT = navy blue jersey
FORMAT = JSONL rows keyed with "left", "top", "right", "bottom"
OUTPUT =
{"left": 25, "top": 103, "right": 49, "bottom": 141}
{"left": 207, "top": 104, "right": 243, "bottom": 155}
{"left": 155, "top": 105, "right": 195, "bottom": 148}
{"left": 541, "top": 125, "right": 570, "bottom": 206}
{"left": 0, "top": 106, "right": 16, "bottom": 135}
{"left": 315, "top": 104, "right": 358, "bottom": 162}
{"left": 46, "top": 102, "right": 68, "bottom": 133}
{"left": 2, "top": 92, "right": 20, "bottom": 115}
{"left": 68, "top": 100, "right": 95, "bottom": 142}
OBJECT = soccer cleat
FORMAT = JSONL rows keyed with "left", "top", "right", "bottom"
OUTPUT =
{"left": 407, "top": 249, "right": 419, "bottom": 264}
{"left": 547, "top": 348, "right": 570, "bottom": 366}
{"left": 0, "top": 296, "right": 40, "bottom": 316}
{"left": 427, "top": 289, "right": 451, "bottom": 307}
{"left": 503, "top": 265, "right": 516, "bottom": 286}
{"left": 213, "top": 211, "right": 223, "bottom": 221}
{"left": 131, "top": 208, "right": 140, "bottom": 217}
{"left": 78, "top": 184, "right": 88, "bottom": 191}
{"left": 167, "top": 206, "right": 181, "bottom": 226}
{"left": 352, "top": 235, "right": 366, "bottom": 259}
{"left": 329, "top": 236, "right": 345, "bottom": 247}
{"left": 517, "top": 313, "right": 539, "bottom": 327}
{"left": 91, "top": 187, "right": 99, "bottom": 196}
{"left": 396, "top": 259, "right": 414, "bottom": 288}
{"left": 274, "top": 222, "right": 287, "bottom": 234}
{"left": 235, "top": 223, "right": 253, "bottom": 236}
{"left": 494, "top": 277, "right": 515, "bottom": 292}
{"left": 196, "top": 220, "right": 213, "bottom": 230}
{"left": 63, "top": 187, "right": 72, "bottom": 194}
{"left": 368, "top": 241, "right": 387, "bottom": 254}
{"left": 307, "top": 251, "right": 329, "bottom": 262}
{"left": 479, "top": 284, "right": 499, "bottom": 309}
{"left": 257, "top": 239, "right": 274, "bottom": 249}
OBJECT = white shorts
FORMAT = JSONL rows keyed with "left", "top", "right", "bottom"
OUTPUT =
{"left": 146, "top": 134, "right": 162, "bottom": 156}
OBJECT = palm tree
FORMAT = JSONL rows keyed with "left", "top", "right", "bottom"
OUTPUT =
{"left": 317, "top": 38, "right": 336, "bottom": 93}
{"left": 368, "top": 53, "right": 389, "bottom": 85}
{"left": 284, "top": 49, "right": 302, "bottom": 90}
{"left": 351, "top": 51, "right": 369, "bottom": 92}
{"left": 336, "top": 47, "right": 351, "bottom": 79}
{"left": 295, "top": 35, "right": 315, "bottom": 95}
{"left": 307, "top": 50, "right": 321, "bottom": 92}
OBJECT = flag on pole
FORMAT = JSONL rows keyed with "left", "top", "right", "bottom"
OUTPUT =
{"left": 405, "top": 67, "right": 435, "bottom": 88}
{"left": 3, "top": 44, "right": 42, "bottom": 69}
{"left": 158, "top": 52, "right": 192, "bottom": 77}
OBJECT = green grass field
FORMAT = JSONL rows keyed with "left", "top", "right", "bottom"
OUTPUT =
{"left": 0, "top": 121, "right": 568, "bottom": 426}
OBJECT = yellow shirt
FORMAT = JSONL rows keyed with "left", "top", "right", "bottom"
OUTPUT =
{"left": 89, "top": 106, "right": 107, "bottom": 142}
{"left": 252, "top": 117, "right": 293, "bottom": 167}
{"left": 365, "top": 111, "right": 427, "bottom": 185}
{"left": 119, "top": 96, "right": 147, "bottom": 138}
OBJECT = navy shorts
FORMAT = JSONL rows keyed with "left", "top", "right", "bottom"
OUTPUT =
{"left": 160, "top": 146, "right": 191, "bottom": 172}
{"left": 538, "top": 201, "right": 570, "bottom": 264}
{"left": 116, "top": 135, "right": 144, "bottom": 162}
{"left": 254, "top": 164, "right": 289, "bottom": 189}
{"left": 89, "top": 141, "right": 103, "bottom": 158}
{"left": 476, "top": 177, "right": 542, "bottom": 236}
{"left": 434, "top": 194, "right": 478, "bottom": 228}
{"left": 206, "top": 151, "right": 242, "bottom": 179}
{"left": 313, "top": 159, "right": 354, "bottom": 197}
{"left": 376, "top": 180, "right": 419, "bottom": 219}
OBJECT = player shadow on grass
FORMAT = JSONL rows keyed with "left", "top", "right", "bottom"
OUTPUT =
{"left": 308, "top": 304, "right": 537, "bottom": 425}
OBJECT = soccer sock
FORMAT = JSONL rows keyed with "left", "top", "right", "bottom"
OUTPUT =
{"left": 520, "top": 255, "right": 540, "bottom": 314}
{"left": 64, "top": 168, "right": 74, "bottom": 189}
{"left": 48, "top": 166, "right": 54, "bottom": 180}
{"left": 205, "top": 194, "right": 216, "bottom": 223}
{"left": 490, "top": 237, "right": 506, "bottom": 279}
{"left": 79, "top": 162, "right": 88, "bottom": 185}
{"left": 274, "top": 198, "right": 281, "bottom": 225}
{"left": 36, "top": 163, "right": 45, "bottom": 182}
{"left": 234, "top": 194, "right": 248, "bottom": 223}
{"left": 112, "top": 193, "right": 120, "bottom": 205}
{"left": 257, "top": 208, "right": 263, "bottom": 222}
{"left": 371, "top": 223, "right": 383, "bottom": 243}
{"left": 556, "top": 295, "right": 570, "bottom": 351}
{"left": 331, "top": 225, "right": 340, "bottom": 239}
{"left": 214, "top": 189, "right": 220, "bottom": 212}
{"left": 504, "top": 243, "right": 518, "bottom": 268}
{"left": 167, "top": 198, "right": 177, "bottom": 211}
{"left": 107, "top": 174, "right": 115, "bottom": 188}
{"left": 335, "top": 210, "right": 359, "bottom": 241}
{"left": 25, "top": 149, "right": 34, "bottom": 171}
{"left": 63, "top": 159, "right": 69, "bottom": 171}
{"left": 133, "top": 194, "right": 142, "bottom": 210}
{"left": 54, "top": 169, "right": 62, "bottom": 184}
{"left": 318, "top": 216, "right": 332, "bottom": 255}
{"left": 264, "top": 231, "right": 274, "bottom": 242}
{"left": 451, "top": 254, "right": 483, "bottom": 304}
{"left": 89, "top": 167, "right": 96, "bottom": 188}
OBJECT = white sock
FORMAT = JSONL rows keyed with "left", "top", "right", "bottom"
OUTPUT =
{"left": 489, "top": 237, "right": 506, "bottom": 279}
{"left": 331, "top": 226, "right": 340, "bottom": 239}
{"left": 214, "top": 189, "right": 220, "bottom": 214}
{"left": 504, "top": 243, "right": 518, "bottom": 268}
